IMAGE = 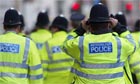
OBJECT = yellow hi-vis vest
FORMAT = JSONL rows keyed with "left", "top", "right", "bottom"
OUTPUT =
{"left": 0, "top": 32, "right": 43, "bottom": 84}
{"left": 132, "top": 32, "right": 140, "bottom": 46}
{"left": 30, "top": 29, "right": 52, "bottom": 50}
{"left": 63, "top": 31, "right": 135, "bottom": 84}
{"left": 129, "top": 48, "right": 140, "bottom": 84}
{"left": 18, "top": 32, "right": 26, "bottom": 37}
{"left": 40, "top": 31, "right": 73, "bottom": 84}
{"left": 130, "top": 32, "right": 140, "bottom": 83}
{"left": 113, "top": 32, "right": 137, "bottom": 84}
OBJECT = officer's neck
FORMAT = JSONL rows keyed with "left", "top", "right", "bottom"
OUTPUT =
{"left": 4, "top": 27, "right": 20, "bottom": 34}
{"left": 91, "top": 28, "right": 111, "bottom": 35}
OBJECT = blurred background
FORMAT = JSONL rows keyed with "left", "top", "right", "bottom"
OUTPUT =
{"left": 0, "top": 0, "right": 140, "bottom": 34}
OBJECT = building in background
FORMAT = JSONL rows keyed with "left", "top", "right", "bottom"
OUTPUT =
{"left": 0, "top": 0, "right": 139, "bottom": 34}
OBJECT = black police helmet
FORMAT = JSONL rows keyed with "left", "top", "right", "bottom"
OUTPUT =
{"left": 19, "top": 13, "right": 25, "bottom": 28}
{"left": 50, "top": 15, "right": 68, "bottom": 31}
{"left": 3, "top": 8, "right": 21, "bottom": 26}
{"left": 36, "top": 10, "right": 50, "bottom": 27}
{"left": 87, "top": 3, "right": 110, "bottom": 24}
{"left": 70, "top": 12, "right": 85, "bottom": 21}
{"left": 115, "top": 12, "right": 127, "bottom": 26}
{"left": 134, "top": 19, "right": 140, "bottom": 31}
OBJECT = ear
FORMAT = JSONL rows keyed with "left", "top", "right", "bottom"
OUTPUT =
{"left": 108, "top": 22, "right": 112, "bottom": 28}
{"left": 16, "top": 25, "right": 21, "bottom": 33}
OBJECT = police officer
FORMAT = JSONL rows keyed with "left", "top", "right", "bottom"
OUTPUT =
{"left": 40, "top": 15, "right": 73, "bottom": 84}
{"left": 130, "top": 19, "right": 140, "bottom": 83}
{"left": 70, "top": 12, "right": 85, "bottom": 32}
{"left": 30, "top": 10, "right": 52, "bottom": 50}
{"left": 62, "top": 3, "right": 136, "bottom": 84}
{"left": 133, "top": 19, "right": 140, "bottom": 78}
{"left": 115, "top": 12, "right": 140, "bottom": 84}
{"left": 0, "top": 8, "right": 43, "bottom": 84}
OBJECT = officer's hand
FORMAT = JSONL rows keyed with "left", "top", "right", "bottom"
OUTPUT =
{"left": 110, "top": 18, "right": 118, "bottom": 28}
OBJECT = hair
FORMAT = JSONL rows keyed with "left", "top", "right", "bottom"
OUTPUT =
{"left": 36, "top": 25, "right": 48, "bottom": 29}
{"left": 89, "top": 22, "right": 109, "bottom": 31}
{"left": 4, "top": 24, "right": 20, "bottom": 30}
{"left": 49, "top": 26, "right": 67, "bottom": 32}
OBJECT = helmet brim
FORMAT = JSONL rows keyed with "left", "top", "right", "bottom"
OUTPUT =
{"left": 88, "top": 17, "right": 110, "bottom": 23}
{"left": 3, "top": 22, "right": 21, "bottom": 26}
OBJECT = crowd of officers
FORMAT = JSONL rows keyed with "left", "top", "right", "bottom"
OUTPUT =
{"left": 0, "top": 3, "right": 140, "bottom": 84}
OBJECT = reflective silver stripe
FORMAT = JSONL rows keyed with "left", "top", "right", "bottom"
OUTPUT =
{"left": 130, "top": 61, "right": 140, "bottom": 67}
{"left": 67, "top": 35, "right": 74, "bottom": 40}
{"left": 46, "top": 42, "right": 52, "bottom": 61}
{"left": 45, "top": 67, "right": 71, "bottom": 72}
{"left": 22, "top": 38, "right": 30, "bottom": 64}
{"left": 43, "top": 58, "right": 73, "bottom": 65}
{"left": 36, "top": 43, "right": 43, "bottom": 49}
{"left": 0, "top": 62, "right": 41, "bottom": 70}
{"left": 29, "top": 64, "right": 42, "bottom": 70}
{"left": 71, "top": 68, "right": 123, "bottom": 80}
{"left": 29, "top": 74, "right": 43, "bottom": 80}
{"left": 75, "top": 60, "right": 124, "bottom": 69}
{"left": 0, "top": 72, "right": 28, "bottom": 78}
{"left": 0, "top": 72, "right": 43, "bottom": 79}
{"left": 41, "top": 60, "right": 49, "bottom": 64}
{"left": 125, "top": 34, "right": 136, "bottom": 52}
{"left": 115, "top": 37, "right": 121, "bottom": 62}
{"left": 79, "top": 36, "right": 84, "bottom": 62}
{"left": 49, "top": 58, "right": 73, "bottom": 64}
{"left": 0, "top": 62, "right": 28, "bottom": 69}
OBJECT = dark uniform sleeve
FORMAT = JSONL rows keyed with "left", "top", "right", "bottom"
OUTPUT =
{"left": 74, "top": 24, "right": 86, "bottom": 36}
{"left": 112, "top": 23, "right": 127, "bottom": 35}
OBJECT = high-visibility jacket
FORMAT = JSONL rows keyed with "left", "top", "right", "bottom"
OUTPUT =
{"left": 69, "top": 28, "right": 75, "bottom": 33}
{"left": 0, "top": 31, "right": 43, "bottom": 84}
{"left": 130, "top": 32, "right": 140, "bottom": 83}
{"left": 63, "top": 31, "right": 135, "bottom": 84}
{"left": 18, "top": 32, "right": 26, "bottom": 37}
{"left": 124, "top": 59, "right": 134, "bottom": 84}
{"left": 40, "top": 31, "right": 73, "bottom": 84}
{"left": 131, "top": 32, "right": 140, "bottom": 47}
{"left": 131, "top": 32, "right": 140, "bottom": 40}
{"left": 30, "top": 29, "right": 52, "bottom": 50}
{"left": 113, "top": 32, "right": 138, "bottom": 84}
{"left": 129, "top": 49, "right": 140, "bottom": 84}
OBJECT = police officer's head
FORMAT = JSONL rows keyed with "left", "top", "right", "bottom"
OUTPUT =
{"left": 87, "top": 3, "right": 110, "bottom": 31}
{"left": 115, "top": 12, "right": 127, "bottom": 26}
{"left": 36, "top": 10, "right": 50, "bottom": 28}
{"left": 50, "top": 15, "right": 68, "bottom": 33}
{"left": 70, "top": 12, "right": 85, "bottom": 28}
{"left": 19, "top": 13, "right": 25, "bottom": 30}
{"left": 134, "top": 19, "right": 140, "bottom": 32}
{"left": 3, "top": 8, "right": 21, "bottom": 31}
